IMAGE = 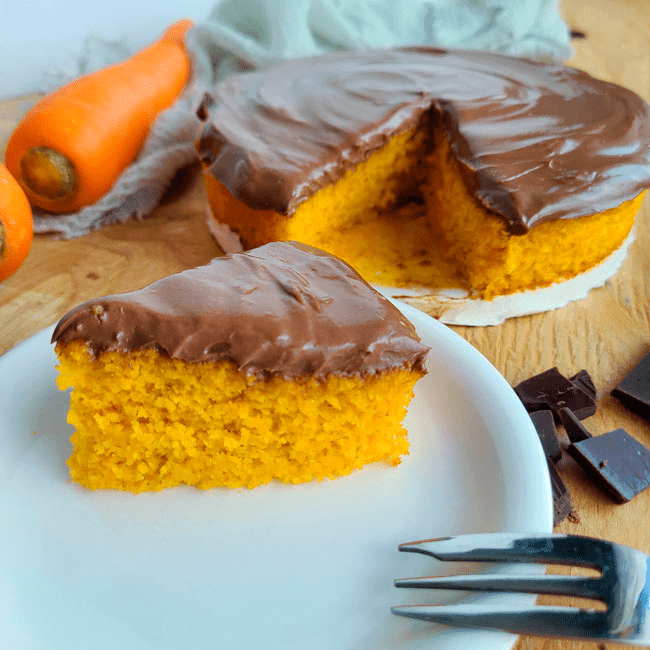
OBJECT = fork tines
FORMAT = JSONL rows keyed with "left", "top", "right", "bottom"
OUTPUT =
{"left": 391, "top": 533, "right": 650, "bottom": 645}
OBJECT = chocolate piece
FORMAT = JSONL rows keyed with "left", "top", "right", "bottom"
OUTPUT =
{"left": 611, "top": 351, "right": 650, "bottom": 420}
{"left": 51, "top": 242, "right": 430, "bottom": 380}
{"left": 559, "top": 407, "right": 592, "bottom": 443}
{"left": 569, "top": 369, "right": 597, "bottom": 401}
{"left": 198, "top": 48, "right": 650, "bottom": 233}
{"left": 530, "top": 410, "right": 562, "bottom": 463}
{"left": 514, "top": 367, "right": 596, "bottom": 422}
{"left": 567, "top": 428, "right": 650, "bottom": 503}
{"left": 548, "top": 460, "right": 574, "bottom": 527}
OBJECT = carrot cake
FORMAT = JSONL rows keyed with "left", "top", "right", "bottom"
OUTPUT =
{"left": 196, "top": 47, "right": 650, "bottom": 308}
{"left": 51, "top": 241, "right": 429, "bottom": 492}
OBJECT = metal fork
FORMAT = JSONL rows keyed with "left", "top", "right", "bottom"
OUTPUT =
{"left": 392, "top": 532, "right": 650, "bottom": 645}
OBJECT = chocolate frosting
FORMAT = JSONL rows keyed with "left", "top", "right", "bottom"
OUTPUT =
{"left": 197, "top": 47, "right": 650, "bottom": 234}
{"left": 51, "top": 242, "right": 429, "bottom": 379}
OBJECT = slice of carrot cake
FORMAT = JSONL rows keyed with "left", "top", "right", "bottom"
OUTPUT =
{"left": 51, "top": 241, "right": 429, "bottom": 492}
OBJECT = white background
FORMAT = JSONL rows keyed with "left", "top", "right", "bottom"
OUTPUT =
{"left": 0, "top": 1, "right": 216, "bottom": 98}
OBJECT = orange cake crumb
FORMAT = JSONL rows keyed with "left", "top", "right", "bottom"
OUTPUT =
{"left": 55, "top": 343, "right": 416, "bottom": 492}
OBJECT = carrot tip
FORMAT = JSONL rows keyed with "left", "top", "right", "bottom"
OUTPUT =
{"left": 20, "top": 146, "right": 77, "bottom": 201}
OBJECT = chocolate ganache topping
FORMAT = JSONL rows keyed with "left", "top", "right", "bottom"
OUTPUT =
{"left": 52, "top": 242, "right": 429, "bottom": 379}
{"left": 197, "top": 47, "right": 650, "bottom": 234}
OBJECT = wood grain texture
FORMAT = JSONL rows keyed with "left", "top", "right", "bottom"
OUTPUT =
{"left": 1, "top": 1, "right": 649, "bottom": 648}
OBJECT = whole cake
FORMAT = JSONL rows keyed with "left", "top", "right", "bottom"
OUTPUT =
{"left": 197, "top": 47, "right": 650, "bottom": 302}
{"left": 51, "top": 242, "right": 429, "bottom": 492}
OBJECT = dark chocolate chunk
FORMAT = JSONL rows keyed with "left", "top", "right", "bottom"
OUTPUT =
{"left": 559, "top": 407, "right": 592, "bottom": 443}
{"left": 570, "top": 29, "right": 587, "bottom": 39}
{"left": 567, "top": 428, "right": 650, "bottom": 503}
{"left": 515, "top": 367, "right": 596, "bottom": 422}
{"left": 530, "top": 410, "right": 562, "bottom": 463}
{"left": 611, "top": 350, "right": 650, "bottom": 421}
{"left": 548, "top": 460, "right": 574, "bottom": 526}
{"left": 570, "top": 369, "right": 596, "bottom": 401}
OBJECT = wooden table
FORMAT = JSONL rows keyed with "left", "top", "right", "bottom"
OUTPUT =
{"left": 1, "top": 1, "right": 648, "bottom": 648}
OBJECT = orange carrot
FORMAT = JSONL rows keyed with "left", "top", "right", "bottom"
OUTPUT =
{"left": 5, "top": 19, "right": 193, "bottom": 214}
{"left": 0, "top": 163, "right": 33, "bottom": 281}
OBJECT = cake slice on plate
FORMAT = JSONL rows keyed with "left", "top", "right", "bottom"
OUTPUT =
{"left": 52, "top": 241, "right": 429, "bottom": 492}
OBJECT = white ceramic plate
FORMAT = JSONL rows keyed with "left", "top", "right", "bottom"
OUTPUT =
{"left": 0, "top": 303, "right": 552, "bottom": 650}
